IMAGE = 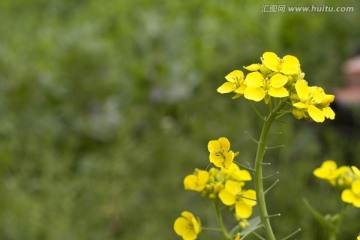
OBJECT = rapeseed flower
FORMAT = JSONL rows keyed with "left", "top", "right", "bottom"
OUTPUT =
{"left": 208, "top": 137, "right": 238, "bottom": 169}
{"left": 341, "top": 180, "right": 360, "bottom": 208}
{"left": 313, "top": 160, "right": 338, "bottom": 182}
{"left": 174, "top": 211, "right": 201, "bottom": 240}
{"left": 184, "top": 169, "right": 209, "bottom": 192}
{"left": 292, "top": 80, "right": 335, "bottom": 122}
{"left": 244, "top": 72, "right": 289, "bottom": 103}
{"left": 261, "top": 52, "right": 301, "bottom": 75}
{"left": 219, "top": 180, "right": 256, "bottom": 218}
{"left": 217, "top": 70, "right": 246, "bottom": 98}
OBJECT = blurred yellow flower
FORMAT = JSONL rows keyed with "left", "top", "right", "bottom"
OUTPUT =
{"left": 313, "top": 160, "right": 338, "bottom": 181}
{"left": 217, "top": 70, "right": 246, "bottom": 97}
{"left": 261, "top": 52, "right": 301, "bottom": 75}
{"left": 219, "top": 180, "right": 256, "bottom": 218}
{"left": 292, "top": 80, "right": 335, "bottom": 122}
{"left": 341, "top": 180, "right": 360, "bottom": 208}
{"left": 208, "top": 137, "right": 238, "bottom": 169}
{"left": 184, "top": 169, "right": 209, "bottom": 192}
{"left": 244, "top": 72, "right": 289, "bottom": 103}
{"left": 174, "top": 211, "right": 201, "bottom": 240}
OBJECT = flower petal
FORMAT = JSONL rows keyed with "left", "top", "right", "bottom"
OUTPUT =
{"left": 225, "top": 70, "right": 244, "bottom": 83}
{"left": 217, "top": 82, "right": 235, "bottom": 94}
{"left": 341, "top": 189, "right": 355, "bottom": 204}
{"left": 295, "top": 80, "right": 309, "bottom": 101}
{"left": 241, "top": 190, "right": 257, "bottom": 206}
{"left": 281, "top": 55, "right": 300, "bottom": 75}
{"left": 244, "top": 87, "right": 266, "bottom": 102}
{"left": 208, "top": 140, "right": 221, "bottom": 153}
{"left": 244, "top": 64, "right": 261, "bottom": 71}
{"left": 268, "top": 87, "right": 289, "bottom": 98}
{"left": 308, "top": 105, "right": 325, "bottom": 122}
{"left": 269, "top": 74, "right": 288, "bottom": 88}
{"left": 322, "top": 107, "right": 335, "bottom": 120}
{"left": 262, "top": 52, "right": 280, "bottom": 72}
{"left": 219, "top": 189, "right": 236, "bottom": 206}
{"left": 244, "top": 72, "right": 264, "bottom": 87}
{"left": 174, "top": 217, "right": 189, "bottom": 235}
{"left": 218, "top": 137, "right": 230, "bottom": 151}
{"left": 235, "top": 201, "right": 253, "bottom": 219}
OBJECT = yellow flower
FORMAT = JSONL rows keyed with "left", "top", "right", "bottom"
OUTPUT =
{"left": 244, "top": 72, "right": 289, "bottom": 103}
{"left": 208, "top": 137, "right": 238, "bottom": 169}
{"left": 313, "top": 160, "right": 338, "bottom": 181}
{"left": 184, "top": 169, "right": 209, "bottom": 192}
{"left": 174, "top": 211, "right": 201, "bottom": 240}
{"left": 219, "top": 180, "right": 256, "bottom": 218}
{"left": 292, "top": 80, "right": 335, "bottom": 122}
{"left": 357, "top": 236, "right": 360, "bottom": 240}
{"left": 217, "top": 70, "right": 246, "bottom": 98}
{"left": 261, "top": 52, "right": 301, "bottom": 75}
{"left": 341, "top": 180, "right": 360, "bottom": 208}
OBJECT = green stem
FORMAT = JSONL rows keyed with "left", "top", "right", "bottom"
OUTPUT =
{"left": 254, "top": 101, "right": 286, "bottom": 240}
{"left": 214, "top": 200, "right": 232, "bottom": 240}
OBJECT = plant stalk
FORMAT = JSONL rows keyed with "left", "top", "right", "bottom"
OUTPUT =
{"left": 254, "top": 101, "right": 286, "bottom": 240}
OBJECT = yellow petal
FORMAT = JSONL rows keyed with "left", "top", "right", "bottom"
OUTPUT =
{"left": 197, "top": 170, "right": 209, "bottom": 185}
{"left": 217, "top": 82, "right": 236, "bottom": 94}
{"left": 341, "top": 189, "right": 355, "bottom": 204}
{"left": 235, "top": 201, "right": 253, "bottom": 219}
{"left": 225, "top": 180, "right": 242, "bottom": 195}
{"left": 262, "top": 52, "right": 280, "bottom": 72}
{"left": 244, "top": 72, "right": 264, "bottom": 87}
{"left": 225, "top": 70, "right": 244, "bottom": 83}
{"left": 268, "top": 87, "right": 289, "bottom": 98}
{"left": 234, "top": 85, "right": 246, "bottom": 94}
{"left": 308, "top": 105, "right": 325, "bottom": 122}
{"left": 281, "top": 55, "right": 300, "bottom": 75}
{"left": 223, "top": 151, "right": 235, "bottom": 168}
{"left": 182, "top": 230, "right": 197, "bottom": 240}
{"left": 174, "top": 217, "right": 189, "bottom": 235}
{"left": 295, "top": 80, "right": 309, "bottom": 101}
{"left": 269, "top": 73, "right": 288, "bottom": 88}
{"left": 351, "top": 166, "right": 360, "bottom": 178}
{"left": 219, "top": 189, "right": 236, "bottom": 206}
{"left": 244, "top": 64, "right": 261, "bottom": 71}
{"left": 184, "top": 175, "right": 197, "bottom": 190}
{"left": 218, "top": 137, "right": 230, "bottom": 151}
{"left": 322, "top": 107, "right": 335, "bottom": 120}
{"left": 244, "top": 87, "right": 266, "bottom": 102}
{"left": 208, "top": 140, "right": 221, "bottom": 153}
{"left": 293, "top": 102, "right": 308, "bottom": 109}
{"left": 241, "top": 190, "right": 257, "bottom": 206}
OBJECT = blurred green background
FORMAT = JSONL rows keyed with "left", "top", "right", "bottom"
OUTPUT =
{"left": 1, "top": 0, "right": 360, "bottom": 239}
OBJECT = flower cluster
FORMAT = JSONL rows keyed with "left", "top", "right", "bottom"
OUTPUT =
{"left": 174, "top": 137, "right": 255, "bottom": 239}
{"left": 217, "top": 52, "right": 335, "bottom": 123}
{"left": 314, "top": 160, "right": 360, "bottom": 208}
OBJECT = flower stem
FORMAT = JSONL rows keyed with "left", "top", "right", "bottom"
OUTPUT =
{"left": 254, "top": 101, "right": 286, "bottom": 240}
{"left": 214, "top": 200, "right": 232, "bottom": 240}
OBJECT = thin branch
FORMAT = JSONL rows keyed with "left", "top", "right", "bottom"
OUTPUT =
{"left": 263, "top": 171, "right": 279, "bottom": 180}
{"left": 248, "top": 101, "right": 265, "bottom": 122}
{"left": 264, "top": 179, "right": 280, "bottom": 194}
{"left": 281, "top": 228, "right": 302, "bottom": 240}
{"left": 245, "top": 131, "right": 259, "bottom": 144}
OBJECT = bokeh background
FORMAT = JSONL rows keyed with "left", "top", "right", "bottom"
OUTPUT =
{"left": 1, "top": 0, "right": 360, "bottom": 239}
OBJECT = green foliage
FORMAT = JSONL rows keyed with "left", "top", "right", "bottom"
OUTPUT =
{"left": 0, "top": 0, "right": 359, "bottom": 239}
